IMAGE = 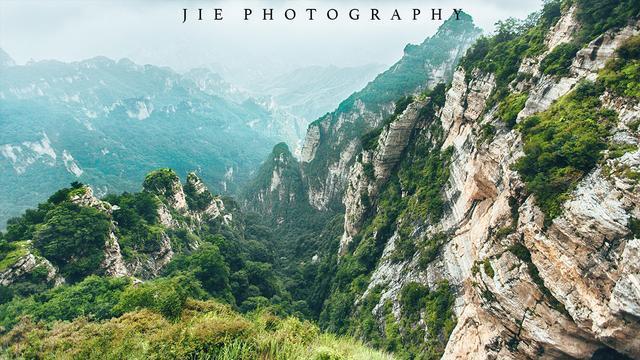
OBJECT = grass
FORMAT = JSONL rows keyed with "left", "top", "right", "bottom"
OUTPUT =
{"left": 0, "top": 241, "right": 29, "bottom": 272}
{"left": 0, "top": 299, "right": 393, "bottom": 360}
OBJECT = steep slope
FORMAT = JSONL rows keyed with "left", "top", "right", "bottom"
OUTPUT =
{"left": 0, "top": 168, "right": 307, "bottom": 315}
{"left": 0, "top": 56, "right": 296, "bottom": 226}
{"left": 1, "top": 296, "right": 392, "bottom": 360}
{"left": 299, "top": 12, "right": 482, "bottom": 212}
{"left": 314, "top": 0, "right": 640, "bottom": 359}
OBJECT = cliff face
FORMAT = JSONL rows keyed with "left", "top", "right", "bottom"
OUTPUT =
{"left": 314, "top": 4, "right": 640, "bottom": 359}
{"left": 242, "top": 143, "right": 306, "bottom": 221}
{"left": 299, "top": 13, "right": 482, "bottom": 212}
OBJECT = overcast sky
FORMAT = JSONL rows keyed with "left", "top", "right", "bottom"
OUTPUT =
{"left": 0, "top": 0, "right": 543, "bottom": 73}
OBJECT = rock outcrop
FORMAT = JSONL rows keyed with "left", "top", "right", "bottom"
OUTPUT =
{"left": 340, "top": 99, "right": 428, "bottom": 254}
{"left": 0, "top": 252, "right": 64, "bottom": 287}
{"left": 70, "top": 186, "right": 129, "bottom": 278}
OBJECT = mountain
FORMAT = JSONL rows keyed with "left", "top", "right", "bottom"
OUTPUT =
{"left": 0, "top": 171, "right": 390, "bottom": 359}
{"left": 2, "top": 0, "right": 640, "bottom": 359}
{"left": 209, "top": 63, "right": 387, "bottom": 153}
{"left": 250, "top": 64, "right": 386, "bottom": 126}
{"left": 0, "top": 55, "right": 302, "bottom": 227}
{"left": 299, "top": 12, "right": 482, "bottom": 211}
{"left": 247, "top": 0, "right": 640, "bottom": 358}
{"left": 0, "top": 48, "right": 15, "bottom": 67}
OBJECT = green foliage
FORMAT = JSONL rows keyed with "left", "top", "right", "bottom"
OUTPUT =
{"left": 184, "top": 173, "right": 216, "bottom": 211}
{"left": 360, "top": 96, "right": 414, "bottom": 152}
{"left": 116, "top": 273, "right": 207, "bottom": 320}
{"left": 0, "top": 241, "right": 28, "bottom": 272}
{"left": 629, "top": 217, "right": 640, "bottom": 239}
{"left": 363, "top": 162, "right": 375, "bottom": 180}
{"left": 0, "top": 276, "right": 130, "bottom": 329}
{"left": 608, "top": 143, "right": 637, "bottom": 159}
{"left": 599, "top": 35, "right": 640, "bottom": 100}
{"left": 460, "top": 0, "right": 562, "bottom": 107}
{"left": 33, "top": 202, "right": 111, "bottom": 282}
{"left": 398, "top": 145, "right": 453, "bottom": 234}
{"left": 3, "top": 183, "right": 86, "bottom": 243}
{"left": 104, "top": 191, "right": 164, "bottom": 259}
{"left": 164, "top": 243, "right": 233, "bottom": 303}
{"left": 417, "top": 232, "right": 449, "bottom": 269}
{"left": 392, "top": 281, "right": 457, "bottom": 359}
{"left": 483, "top": 259, "right": 495, "bottom": 278}
{"left": 514, "top": 81, "right": 616, "bottom": 222}
{"left": 478, "top": 123, "right": 496, "bottom": 144}
{"left": 539, "top": 42, "right": 581, "bottom": 76}
{"left": 497, "top": 93, "right": 528, "bottom": 128}
{"left": 0, "top": 298, "right": 392, "bottom": 360}
{"left": 573, "top": 0, "right": 640, "bottom": 46}
{"left": 143, "top": 168, "right": 179, "bottom": 197}
{"left": 334, "top": 14, "right": 479, "bottom": 114}
{"left": 494, "top": 225, "right": 515, "bottom": 239}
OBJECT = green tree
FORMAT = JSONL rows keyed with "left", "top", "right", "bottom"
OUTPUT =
{"left": 33, "top": 203, "right": 111, "bottom": 282}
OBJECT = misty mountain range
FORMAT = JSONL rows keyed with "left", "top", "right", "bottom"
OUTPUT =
{"left": 0, "top": 49, "right": 382, "bottom": 226}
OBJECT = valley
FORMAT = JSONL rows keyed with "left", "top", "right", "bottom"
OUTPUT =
{"left": 1, "top": 0, "right": 639, "bottom": 359}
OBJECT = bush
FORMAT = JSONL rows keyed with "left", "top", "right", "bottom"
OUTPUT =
{"left": 539, "top": 42, "right": 581, "bottom": 76}
{"left": 33, "top": 202, "right": 111, "bottom": 282}
{"left": 184, "top": 173, "right": 215, "bottom": 211}
{"left": 496, "top": 93, "right": 528, "bottom": 128}
{"left": 514, "top": 81, "right": 616, "bottom": 222}
{"left": 142, "top": 168, "right": 179, "bottom": 197}
{"left": 115, "top": 273, "right": 207, "bottom": 320}
{"left": 164, "top": 243, "right": 233, "bottom": 303}
{"left": 599, "top": 35, "right": 640, "bottom": 100}
{"left": 0, "top": 276, "right": 130, "bottom": 329}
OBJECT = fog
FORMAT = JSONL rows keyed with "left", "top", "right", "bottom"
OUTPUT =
{"left": 0, "top": 0, "right": 543, "bottom": 76}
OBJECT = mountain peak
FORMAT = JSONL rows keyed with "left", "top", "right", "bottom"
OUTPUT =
{"left": 271, "top": 142, "right": 292, "bottom": 157}
{"left": 0, "top": 48, "right": 16, "bottom": 67}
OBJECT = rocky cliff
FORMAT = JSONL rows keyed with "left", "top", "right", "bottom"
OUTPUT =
{"left": 302, "top": 1, "right": 640, "bottom": 359}
{"left": 299, "top": 12, "right": 482, "bottom": 212}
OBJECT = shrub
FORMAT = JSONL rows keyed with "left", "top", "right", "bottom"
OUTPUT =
{"left": 496, "top": 93, "right": 527, "bottom": 128}
{"left": 115, "top": 273, "right": 207, "bottom": 320}
{"left": 514, "top": 81, "right": 616, "bottom": 222}
{"left": 483, "top": 259, "right": 495, "bottom": 278}
{"left": 539, "top": 42, "right": 581, "bottom": 76}
{"left": 33, "top": 202, "right": 111, "bottom": 282}
{"left": 143, "top": 168, "right": 179, "bottom": 197}
{"left": 599, "top": 35, "right": 640, "bottom": 100}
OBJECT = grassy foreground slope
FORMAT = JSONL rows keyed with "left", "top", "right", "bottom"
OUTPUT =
{"left": 1, "top": 297, "right": 392, "bottom": 360}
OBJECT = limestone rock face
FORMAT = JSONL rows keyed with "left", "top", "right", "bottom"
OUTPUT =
{"left": 298, "top": 16, "right": 481, "bottom": 212}
{"left": 125, "top": 231, "right": 174, "bottom": 278}
{"left": 0, "top": 252, "right": 64, "bottom": 287}
{"left": 300, "top": 124, "right": 321, "bottom": 163}
{"left": 519, "top": 19, "right": 640, "bottom": 119}
{"left": 71, "top": 186, "right": 129, "bottom": 278}
{"left": 186, "top": 172, "right": 227, "bottom": 222}
{"left": 69, "top": 186, "right": 113, "bottom": 213}
{"left": 338, "top": 10, "right": 640, "bottom": 359}
{"left": 101, "top": 231, "right": 129, "bottom": 277}
{"left": 167, "top": 180, "right": 188, "bottom": 211}
{"left": 340, "top": 99, "right": 428, "bottom": 254}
